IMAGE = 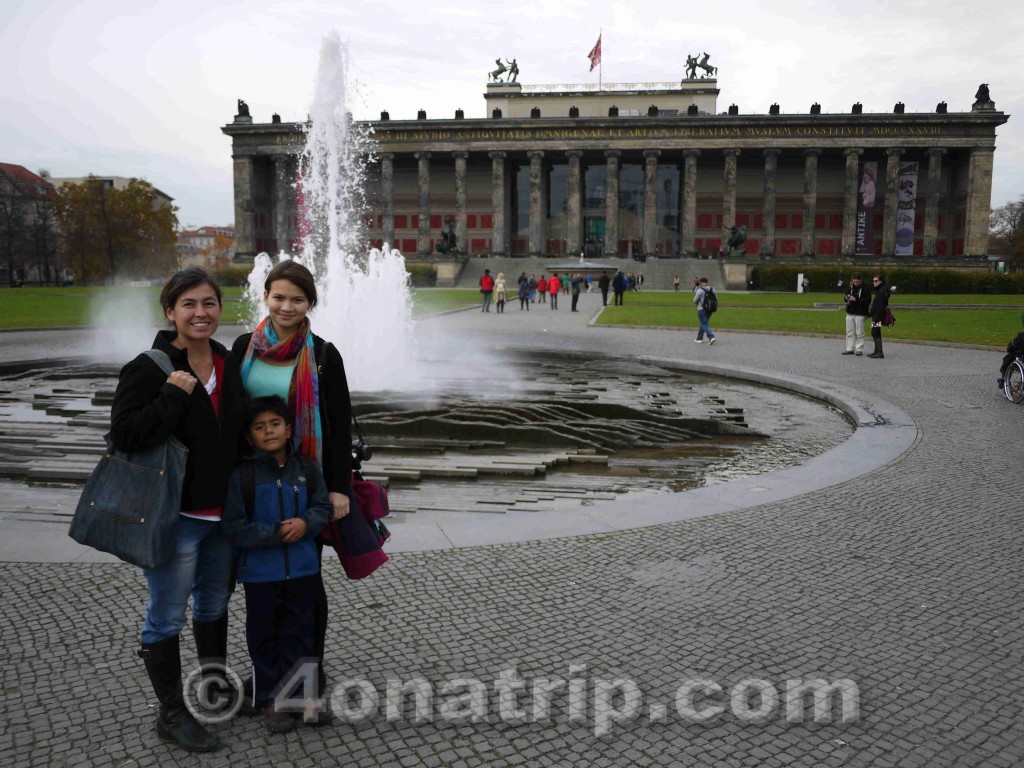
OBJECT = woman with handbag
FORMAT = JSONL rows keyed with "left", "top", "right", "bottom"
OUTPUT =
{"left": 868, "top": 274, "right": 890, "bottom": 359}
{"left": 110, "top": 268, "right": 243, "bottom": 753}
{"left": 226, "top": 259, "right": 355, "bottom": 701}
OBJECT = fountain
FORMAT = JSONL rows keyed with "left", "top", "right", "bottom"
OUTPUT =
{"left": 245, "top": 32, "right": 416, "bottom": 393}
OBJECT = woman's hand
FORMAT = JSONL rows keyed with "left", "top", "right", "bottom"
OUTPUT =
{"left": 167, "top": 370, "right": 197, "bottom": 394}
{"left": 329, "top": 492, "right": 350, "bottom": 521}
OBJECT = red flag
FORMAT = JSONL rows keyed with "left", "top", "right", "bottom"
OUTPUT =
{"left": 587, "top": 34, "right": 602, "bottom": 71}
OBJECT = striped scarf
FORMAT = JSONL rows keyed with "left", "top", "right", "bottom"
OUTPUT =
{"left": 240, "top": 317, "right": 323, "bottom": 464}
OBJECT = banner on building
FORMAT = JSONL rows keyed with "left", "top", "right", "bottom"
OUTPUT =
{"left": 894, "top": 162, "right": 919, "bottom": 256}
{"left": 855, "top": 162, "right": 878, "bottom": 255}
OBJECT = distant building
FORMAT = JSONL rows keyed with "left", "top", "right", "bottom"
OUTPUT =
{"left": 0, "top": 163, "right": 67, "bottom": 285}
{"left": 50, "top": 176, "right": 175, "bottom": 210}
{"left": 224, "top": 76, "right": 1008, "bottom": 261}
{"left": 177, "top": 225, "right": 236, "bottom": 268}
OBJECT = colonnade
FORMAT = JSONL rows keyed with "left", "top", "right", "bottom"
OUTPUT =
{"left": 235, "top": 145, "right": 995, "bottom": 259}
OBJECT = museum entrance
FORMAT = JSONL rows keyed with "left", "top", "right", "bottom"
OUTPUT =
{"left": 584, "top": 217, "right": 605, "bottom": 258}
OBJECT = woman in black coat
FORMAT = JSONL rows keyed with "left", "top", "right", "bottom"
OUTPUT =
{"left": 111, "top": 268, "right": 243, "bottom": 753}
{"left": 224, "top": 260, "right": 354, "bottom": 701}
{"left": 868, "top": 274, "right": 890, "bottom": 359}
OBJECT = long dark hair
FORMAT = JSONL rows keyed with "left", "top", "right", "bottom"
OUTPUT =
{"left": 265, "top": 260, "right": 318, "bottom": 309}
{"left": 160, "top": 268, "right": 223, "bottom": 313}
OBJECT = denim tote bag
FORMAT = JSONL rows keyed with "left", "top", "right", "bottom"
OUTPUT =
{"left": 69, "top": 350, "right": 188, "bottom": 569}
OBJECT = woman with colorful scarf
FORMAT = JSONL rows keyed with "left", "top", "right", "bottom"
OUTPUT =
{"left": 227, "top": 259, "right": 353, "bottom": 704}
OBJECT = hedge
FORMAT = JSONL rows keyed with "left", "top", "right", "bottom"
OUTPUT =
{"left": 405, "top": 262, "right": 436, "bottom": 287}
{"left": 749, "top": 265, "right": 1024, "bottom": 294}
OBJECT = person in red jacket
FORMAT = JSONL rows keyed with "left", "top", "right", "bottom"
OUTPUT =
{"left": 479, "top": 269, "right": 494, "bottom": 312}
{"left": 547, "top": 273, "right": 561, "bottom": 310}
{"left": 536, "top": 274, "right": 548, "bottom": 304}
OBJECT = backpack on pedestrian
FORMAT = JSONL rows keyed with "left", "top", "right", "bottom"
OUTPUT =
{"left": 702, "top": 287, "right": 718, "bottom": 315}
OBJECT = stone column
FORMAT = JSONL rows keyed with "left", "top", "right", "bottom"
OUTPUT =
{"left": 721, "top": 149, "right": 740, "bottom": 246}
{"left": 841, "top": 149, "right": 863, "bottom": 256}
{"left": 643, "top": 149, "right": 661, "bottom": 258}
{"left": 604, "top": 150, "right": 621, "bottom": 257}
{"left": 923, "top": 148, "right": 946, "bottom": 257}
{"left": 761, "top": 149, "right": 780, "bottom": 257}
{"left": 453, "top": 151, "right": 468, "bottom": 255}
{"left": 489, "top": 151, "right": 508, "bottom": 256}
{"left": 682, "top": 149, "right": 700, "bottom": 255}
{"left": 882, "top": 148, "right": 904, "bottom": 256}
{"left": 272, "top": 156, "right": 292, "bottom": 254}
{"left": 380, "top": 153, "right": 395, "bottom": 248}
{"left": 566, "top": 150, "right": 583, "bottom": 256}
{"left": 801, "top": 149, "right": 822, "bottom": 256}
{"left": 415, "top": 151, "right": 431, "bottom": 256}
{"left": 964, "top": 147, "right": 995, "bottom": 256}
{"left": 232, "top": 155, "right": 255, "bottom": 259}
{"left": 527, "top": 150, "right": 545, "bottom": 257}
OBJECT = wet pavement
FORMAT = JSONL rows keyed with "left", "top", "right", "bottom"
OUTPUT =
{"left": 1, "top": 292, "right": 1021, "bottom": 767}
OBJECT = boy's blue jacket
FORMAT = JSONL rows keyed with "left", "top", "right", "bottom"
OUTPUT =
{"left": 221, "top": 450, "right": 332, "bottom": 584}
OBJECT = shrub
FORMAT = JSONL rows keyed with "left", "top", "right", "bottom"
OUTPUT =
{"left": 405, "top": 262, "right": 436, "bottom": 287}
{"left": 749, "top": 265, "right": 1024, "bottom": 294}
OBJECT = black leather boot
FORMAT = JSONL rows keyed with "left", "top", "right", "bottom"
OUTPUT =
{"left": 194, "top": 614, "right": 254, "bottom": 716}
{"left": 867, "top": 338, "right": 884, "bottom": 358}
{"left": 139, "top": 635, "right": 221, "bottom": 752}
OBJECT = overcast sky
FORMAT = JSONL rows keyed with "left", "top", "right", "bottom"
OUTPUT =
{"left": 3, "top": 0, "right": 1021, "bottom": 228}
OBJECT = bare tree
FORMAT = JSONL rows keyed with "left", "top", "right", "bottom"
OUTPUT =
{"left": 990, "top": 194, "right": 1024, "bottom": 264}
{"left": 0, "top": 172, "right": 29, "bottom": 286}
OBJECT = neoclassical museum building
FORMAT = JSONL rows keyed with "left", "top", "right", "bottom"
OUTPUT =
{"left": 222, "top": 76, "right": 1008, "bottom": 262}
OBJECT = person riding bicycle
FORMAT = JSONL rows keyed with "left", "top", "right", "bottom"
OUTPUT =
{"left": 997, "top": 312, "right": 1024, "bottom": 390}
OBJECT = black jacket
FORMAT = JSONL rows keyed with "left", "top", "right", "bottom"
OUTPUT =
{"left": 110, "top": 330, "right": 244, "bottom": 512}
{"left": 227, "top": 333, "right": 352, "bottom": 495}
{"left": 845, "top": 283, "right": 871, "bottom": 316}
{"left": 869, "top": 284, "right": 890, "bottom": 323}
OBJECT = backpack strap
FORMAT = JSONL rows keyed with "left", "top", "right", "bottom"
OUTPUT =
{"left": 317, "top": 339, "right": 366, "bottom": 444}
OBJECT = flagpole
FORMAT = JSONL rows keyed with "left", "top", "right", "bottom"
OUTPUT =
{"left": 599, "top": 28, "right": 603, "bottom": 91}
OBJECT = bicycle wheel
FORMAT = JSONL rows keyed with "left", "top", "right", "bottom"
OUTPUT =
{"left": 1005, "top": 360, "right": 1024, "bottom": 404}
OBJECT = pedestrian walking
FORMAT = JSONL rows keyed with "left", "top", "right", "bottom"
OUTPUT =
{"left": 548, "top": 273, "right": 561, "bottom": 309}
{"left": 536, "top": 274, "right": 548, "bottom": 304}
{"left": 570, "top": 273, "right": 582, "bottom": 312}
{"left": 479, "top": 270, "right": 494, "bottom": 312}
{"left": 693, "top": 277, "right": 717, "bottom": 345}
{"left": 612, "top": 271, "right": 626, "bottom": 306}
{"left": 598, "top": 272, "right": 611, "bottom": 306}
{"left": 841, "top": 273, "right": 870, "bottom": 355}
{"left": 518, "top": 279, "right": 531, "bottom": 310}
{"left": 673, "top": 275, "right": 680, "bottom": 292}
{"left": 868, "top": 274, "right": 890, "bottom": 359}
{"left": 493, "top": 272, "right": 508, "bottom": 313}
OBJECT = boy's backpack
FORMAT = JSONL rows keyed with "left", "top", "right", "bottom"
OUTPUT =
{"left": 702, "top": 287, "right": 718, "bottom": 314}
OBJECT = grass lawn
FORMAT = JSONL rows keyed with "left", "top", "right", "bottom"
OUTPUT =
{"left": 598, "top": 304, "right": 1020, "bottom": 346}
{"left": 3, "top": 286, "right": 1019, "bottom": 346}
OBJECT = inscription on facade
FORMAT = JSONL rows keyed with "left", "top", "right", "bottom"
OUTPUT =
{"left": 374, "top": 123, "right": 945, "bottom": 144}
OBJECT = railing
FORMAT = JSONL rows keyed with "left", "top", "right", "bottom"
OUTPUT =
{"left": 518, "top": 81, "right": 706, "bottom": 93}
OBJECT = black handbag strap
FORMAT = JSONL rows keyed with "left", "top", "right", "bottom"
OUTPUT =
{"left": 316, "top": 339, "right": 365, "bottom": 442}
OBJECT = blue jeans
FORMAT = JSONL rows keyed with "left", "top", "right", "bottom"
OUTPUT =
{"left": 481, "top": 292, "right": 492, "bottom": 312}
{"left": 142, "top": 516, "right": 232, "bottom": 644}
{"left": 696, "top": 309, "right": 715, "bottom": 341}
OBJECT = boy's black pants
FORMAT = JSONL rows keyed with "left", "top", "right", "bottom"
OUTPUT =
{"left": 243, "top": 574, "right": 318, "bottom": 708}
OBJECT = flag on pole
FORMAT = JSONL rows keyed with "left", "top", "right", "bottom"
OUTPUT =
{"left": 587, "top": 34, "right": 602, "bottom": 71}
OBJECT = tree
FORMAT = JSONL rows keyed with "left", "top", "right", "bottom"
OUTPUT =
{"left": 53, "top": 176, "right": 179, "bottom": 283}
{"left": 990, "top": 195, "right": 1024, "bottom": 264}
{"left": 0, "top": 173, "right": 29, "bottom": 286}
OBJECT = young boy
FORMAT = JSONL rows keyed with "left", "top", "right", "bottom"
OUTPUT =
{"left": 221, "top": 396, "right": 332, "bottom": 733}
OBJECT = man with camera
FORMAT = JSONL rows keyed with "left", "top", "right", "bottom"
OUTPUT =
{"left": 842, "top": 273, "right": 871, "bottom": 356}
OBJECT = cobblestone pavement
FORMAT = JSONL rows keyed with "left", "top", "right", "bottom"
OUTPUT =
{"left": 2, "top": 298, "right": 1023, "bottom": 767}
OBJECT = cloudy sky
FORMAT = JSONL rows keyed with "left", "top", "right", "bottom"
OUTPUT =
{"left": 3, "top": 0, "right": 1021, "bottom": 227}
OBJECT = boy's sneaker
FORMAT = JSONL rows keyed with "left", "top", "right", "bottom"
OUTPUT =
{"left": 264, "top": 707, "right": 297, "bottom": 734}
{"left": 694, "top": 338, "right": 703, "bottom": 343}
{"left": 708, "top": 338, "right": 717, "bottom": 345}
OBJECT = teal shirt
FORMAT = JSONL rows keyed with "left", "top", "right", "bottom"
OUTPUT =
{"left": 245, "top": 358, "right": 296, "bottom": 400}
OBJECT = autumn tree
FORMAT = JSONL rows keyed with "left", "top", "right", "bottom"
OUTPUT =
{"left": 990, "top": 194, "right": 1024, "bottom": 265}
{"left": 0, "top": 174, "right": 28, "bottom": 286}
{"left": 54, "top": 176, "right": 179, "bottom": 283}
